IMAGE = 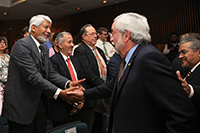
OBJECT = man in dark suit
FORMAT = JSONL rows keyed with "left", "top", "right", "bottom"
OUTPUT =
{"left": 176, "top": 34, "right": 200, "bottom": 132}
{"left": 2, "top": 15, "right": 84, "bottom": 133}
{"left": 68, "top": 13, "right": 198, "bottom": 133}
{"left": 74, "top": 24, "right": 108, "bottom": 133}
{"left": 49, "top": 31, "right": 85, "bottom": 127}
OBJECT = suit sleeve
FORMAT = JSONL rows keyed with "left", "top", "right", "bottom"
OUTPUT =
{"left": 84, "top": 77, "right": 115, "bottom": 100}
{"left": 141, "top": 50, "right": 197, "bottom": 133}
{"left": 74, "top": 46, "right": 104, "bottom": 86}
{"left": 12, "top": 40, "right": 67, "bottom": 97}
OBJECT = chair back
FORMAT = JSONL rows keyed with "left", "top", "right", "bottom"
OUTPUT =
{"left": 46, "top": 121, "right": 88, "bottom": 133}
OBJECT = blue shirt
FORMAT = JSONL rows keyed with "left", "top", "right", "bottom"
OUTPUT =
{"left": 125, "top": 44, "right": 139, "bottom": 69}
{"left": 43, "top": 41, "right": 53, "bottom": 49}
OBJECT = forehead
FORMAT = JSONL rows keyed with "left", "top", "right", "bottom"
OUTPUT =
{"left": 40, "top": 20, "right": 51, "bottom": 26}
{"left": 179, "top": 42, "right": 192, "bottom": 50}
{"left": 171, "top": 34, "right": 177, "bottom": 37}
{"left": 86, "top": 26, "right": 96, "bottom": 33}
{"left": 102, "top": 31, "right": 107, "bottom": 33}
{"left": 64, "top": 34, "right": 73, "bottom": 40}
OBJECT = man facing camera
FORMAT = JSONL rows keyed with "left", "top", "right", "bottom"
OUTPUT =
{"left": 49, "top": 31, "right": 85, "bottom": 127}
{"left": 2, "top": 15, "right": 84, "bottom": 133}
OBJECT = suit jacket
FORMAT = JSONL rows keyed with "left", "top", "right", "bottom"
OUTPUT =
{"left": 74, "top": 42, "right": 107, "bottom": 107}
{"left": 49, "top": 52, "right": 86, "bottom": 121}
{"left": 84, "top": 43, "right": 197, "bottom": 133}
{"left": 2, "top": 36, "right": 69, "bottom": 125}
{"left": 185, "top": 64, "right": 200, "bottom": 129}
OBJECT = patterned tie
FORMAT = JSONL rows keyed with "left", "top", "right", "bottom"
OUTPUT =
{"left": 66, "top": 58, "right": 77, "bottom": 81}
{"left": 93, "top": 48, "right": 107, "bottom": 81}
{"left": 185, "top": 70, "right": 191, "bottom": 78}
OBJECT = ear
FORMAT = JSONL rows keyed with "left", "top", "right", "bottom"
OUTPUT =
{"left": 123, "top": 30, "right": 131, "bottom": 43}
{"left": 58, "top": 42, "right": 62, "bottom": 49}
{"left": 31, "top": 25, "right": 37, "bottom": 33}
{"left": 82, "top": 34, "right": 85, "bottom": 40}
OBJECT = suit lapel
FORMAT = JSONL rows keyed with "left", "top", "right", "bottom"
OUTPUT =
{"left": 112, "top": 44, "right": 146, "bottom": 103}
{"left": 29, "top": 36, "right": 41, "bottom": 62}
{"left": 82, "top": 42, "right": 97, "bottom": 61}
{"left": 57, "top": 52, "right": 72, "bottom": 79}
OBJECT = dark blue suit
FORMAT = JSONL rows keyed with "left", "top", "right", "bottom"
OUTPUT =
{"left": 84, "top": 43, "right": 198, "bottom": 133}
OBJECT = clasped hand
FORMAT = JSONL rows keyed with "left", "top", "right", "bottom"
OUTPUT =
{"left": 59, "top": 79, "right": 85, "bottom": 105}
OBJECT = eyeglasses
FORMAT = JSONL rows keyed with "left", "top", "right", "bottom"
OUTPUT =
{"left": 178, "top": 50, "right": 189, "bottom": 56}
{"left": 0, "top": 41, "right": 5, "bottom": 44}
{"left": 102, "top": 33, "right": 108, "bottom": 36}
{"left": 85, "top": 32, "right": 97, "bottom": 36}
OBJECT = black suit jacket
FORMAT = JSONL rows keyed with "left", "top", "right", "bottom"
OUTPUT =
{"left": 84, "top": 43, "right": 197, "bottom": 133}
{"left": 185, "top": 64, "right": 200, "bottom": 129}
{"left": 74, "top": 42, "right": 107, "bottom": 107}
{"left": 49, "top": 52, "right": 86, "bottom": 121}
{"left": 2, "top": 36, "right": 69, "bottom": 125}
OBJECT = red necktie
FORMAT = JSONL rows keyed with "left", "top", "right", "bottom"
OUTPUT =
{"left": 93, "top": 48, "right": 107, "bottom": 81}
{"left": 66, "top": 58, "right": 77, "bottom": 81}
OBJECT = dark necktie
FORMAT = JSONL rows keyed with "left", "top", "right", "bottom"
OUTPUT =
{"left": 39, "top": 45, "right": 44, "bottom": 61}
{"left": 118, "top": 59, "right": 126, "bottom": 83}
{"left": 39, "top": 45, "right": 45, "bottom": 77}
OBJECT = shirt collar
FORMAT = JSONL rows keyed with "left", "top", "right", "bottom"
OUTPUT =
{"left": 124, "top": 44, "right": 139, "bottom": 69}
{"left": 30, "top": 35, "right": 41, "bottom": 48}
{"left": 191, "top": 61, "right": 200, "bottom": 72}
{"left": 60, "top": 51, "right": 70, "bottom": 61}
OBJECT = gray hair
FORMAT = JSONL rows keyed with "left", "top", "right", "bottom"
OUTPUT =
{"left": 29, "top": 15, "right": 52, "bottom": 33}
{"left": 179, "top": 33, "right": 200, "bottom": 42}
{"left": 114, "top": 12, "right": 151, "bottom": 44}
{"left": 179, "top": 38, "right": 200, "bottom": 52}
{"left": 56, "top": 31, "right": 72, "bottom": 44}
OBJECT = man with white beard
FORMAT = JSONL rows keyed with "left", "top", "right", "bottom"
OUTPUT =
{"left": 2, "top": 15, "right": 84, "bottom": 133}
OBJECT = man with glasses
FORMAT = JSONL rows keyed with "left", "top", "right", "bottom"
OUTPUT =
{"left": 74, "top": 24, "right": 107, "bottom": 133}
{"left": 176, "top": 33, "right": 200, "bottom": 132}
{"left": 96, "top": 27, "right": 115, "bottom": 61}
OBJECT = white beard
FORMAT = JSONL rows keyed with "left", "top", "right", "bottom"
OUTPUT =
{"left": 37, "top": 36, "right": 49, "bottom": 43}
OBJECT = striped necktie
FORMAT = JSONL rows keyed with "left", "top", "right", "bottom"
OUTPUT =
{"left": 66, "top": 58, "right": 77, "bottom": 81}
{"left": 93, "top": 48, "right": 107, "bottom": 81}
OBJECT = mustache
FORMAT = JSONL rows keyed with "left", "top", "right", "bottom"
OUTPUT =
{"left": 43, "top": 33, "right": 50, "bottom": 38}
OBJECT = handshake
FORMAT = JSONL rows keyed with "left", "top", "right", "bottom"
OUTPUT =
{"left": 58, "top": 79, "right": 86, "bottom": 114}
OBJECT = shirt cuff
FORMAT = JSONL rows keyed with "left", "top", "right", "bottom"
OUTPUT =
{"left": 53, "top": 88, "right": 61, "bottom": 100}
{"left": 65, "top": 80, "right": 71, "bottom": 89}
{"left": 188, "top": 84, "right": 194, "bottom": 98}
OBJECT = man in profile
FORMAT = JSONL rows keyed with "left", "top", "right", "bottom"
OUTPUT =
{"left": 68, "top": 13, "right": 198, "bottom": 133}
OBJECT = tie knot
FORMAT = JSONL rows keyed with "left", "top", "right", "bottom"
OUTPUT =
{"left": 185, "top": 70, "right": 191, "bottom": 78}
{"left": 66, "top": 58, "right": 70, "bottom": 62}
{"left": 39, "top": 45, "right": 44, "bottom": 51}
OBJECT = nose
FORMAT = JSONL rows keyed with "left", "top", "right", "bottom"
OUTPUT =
{"left": 47, "top": 27, "right": 51, "bottom": 33}
{"left": 71, "top": 42, "right": 74, "bottom": 47}
{"left": 179, "top": 53, "right": 183, "bottom": 59}
{"left": 110, "top": 36, "right": 113, "bottom": 42}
